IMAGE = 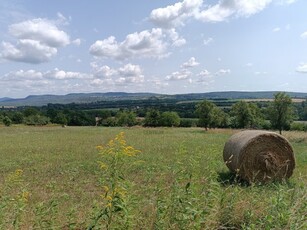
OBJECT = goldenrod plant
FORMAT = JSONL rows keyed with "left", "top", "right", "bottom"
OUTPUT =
{"left": 89, "top": 132, "right": 140, "bottom": 229}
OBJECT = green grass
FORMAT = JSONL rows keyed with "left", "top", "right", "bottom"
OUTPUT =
{"left": 0, "top": 126, "right": 306, "bottom": 229}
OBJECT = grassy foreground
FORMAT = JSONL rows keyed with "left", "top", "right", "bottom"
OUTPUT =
{"left": 0, "top": 126, "right": 306, "bottom": 229}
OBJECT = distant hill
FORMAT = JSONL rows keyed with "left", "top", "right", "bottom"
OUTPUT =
{"left": 0, "top": 91, "right": 307, "bottom": 107}
{"left": 0, "top": 97, "right": 13, "bottom": 102}
{"left": 0, "top": 92, "right": 159, "bottom": 106}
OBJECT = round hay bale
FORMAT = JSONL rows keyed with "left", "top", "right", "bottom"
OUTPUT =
{"left": 223, "top": 130, "right": 295, "bottom": 183}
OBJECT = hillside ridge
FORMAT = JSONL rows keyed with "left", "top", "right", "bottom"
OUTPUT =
{"left": 1, "top": 91, "right": 307, "bottom": 107}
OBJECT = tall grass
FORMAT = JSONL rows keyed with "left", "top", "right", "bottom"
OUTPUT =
{"left": 0, "top": 126, "right": 306, "bottom": 229}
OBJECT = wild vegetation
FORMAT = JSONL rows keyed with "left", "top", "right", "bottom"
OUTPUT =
{"left": 0, "top": 126, "right": 306, "bottom": 229}
{"left": 1, "top": 92, "right": 306, "bottom": 130}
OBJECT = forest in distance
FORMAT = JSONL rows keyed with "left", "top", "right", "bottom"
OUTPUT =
{"left": 1, "top": 92, "right": 307, "bottom": 132}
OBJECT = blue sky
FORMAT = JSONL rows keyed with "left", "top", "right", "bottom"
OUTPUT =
{"left": 1, "top": 0, "right": 307, "bottom": 98}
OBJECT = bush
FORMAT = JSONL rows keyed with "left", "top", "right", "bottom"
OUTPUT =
{"left": 160, "top": 112, "right": 180, "bottom": 127}
{"left": 3, "top": 116, "right": 12, "bottom": 126}
{"left": 24, "top": 115, "right": 50, "bottom": 126}
{"left": 290, "top": 122, "right": 307, "bottom": 132}
{"left": 179, "top": 118, "right": 197, "bottom": 127}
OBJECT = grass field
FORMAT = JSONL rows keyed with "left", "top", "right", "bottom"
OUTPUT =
{"left": 0, "top": 126, "right": 306, "bottom": 229}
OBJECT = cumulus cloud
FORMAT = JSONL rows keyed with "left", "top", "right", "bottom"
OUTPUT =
{"left": 1, "top": 17, "right": 70, "bottom": 64}
{"left": 44, "top": 68, "right": 91, "bottom": 80}
{"left": 167, "top": 28, "right": 186, "bottom": 47}
{"left": 150, "top": 0, "right": 202, "bottom": 28}
{"left": 197, "top": 0, "right": 272, "bottom": 22}
{"left": 197, "top": 69, "right": 212, "bottom": 82}
{"left": 181, "top": 57, "right": 199, "bottom": 68}
{"left": 215, "top": 68, "right": 231, "bottom": 75}
{"left": 8, "top": 18, "right": 70, "bottom": 47}
{"left": 90, "top": 63, "right": 144, "bottom": 86}
{"left": 1, "top": 40, "right": 57, "bottom": 63}
{"left": 89, "top": 28, "right": 168, "bottom": 60}
{"left": 72, "top": 38, "right": 81, "bottom": 46}
{"left": 166, "top": 69, "right": 192, "bottom": 80}
{"left": 149, "top": 0, "right": 297, "bottom": 28}
{"left": 91, "top": 64, "right": 117, "bottom": 79}
{"left": 1, "top": 68, "right": 90, "bottom": 81}
{"left": 296, "top": 63, "right": 307, "bottom": 73}
{"left": 300, "top": 32, "right": 307, "bottom": 39}
{"left": 1, "top": 69, "right": 43, "bottom": 81}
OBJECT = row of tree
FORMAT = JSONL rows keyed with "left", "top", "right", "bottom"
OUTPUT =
{"left": 0, "top": 92, "right": 299, "bottom": 134}
{"left": 195, "top": 92, "right": 294, "bottom": 134}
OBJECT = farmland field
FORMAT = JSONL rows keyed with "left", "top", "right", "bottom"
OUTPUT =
{"left": 0, "top": 126, "right": 306, "bottom": 229}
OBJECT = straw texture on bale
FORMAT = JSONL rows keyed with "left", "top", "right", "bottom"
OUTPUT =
{"left": 223, "top": 130, "right": 295, "bottom": 183}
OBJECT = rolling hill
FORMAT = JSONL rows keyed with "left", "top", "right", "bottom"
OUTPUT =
{"left": 0, "top": 91, "right": 307, "bottom": 107}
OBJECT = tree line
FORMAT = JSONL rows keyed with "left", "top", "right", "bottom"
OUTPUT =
{"left": 0, "top": 92, "right": 305, "bottom": 133}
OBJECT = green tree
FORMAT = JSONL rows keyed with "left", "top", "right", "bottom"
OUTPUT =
{"left": 196, "top": 100, "right": 223, "bottom": 130}
{"left": 3, "top": 116, "right": 12, "bottom": 126}
{"left": 269, "top": 92, "right": 294, "bottom": 134}
{"left": 211, "top": 107, "right": 229, "bottom": 128}
{"left": 12, "top": 112, "right": 24, "bottom": 124}
{"left": 143, "top": 109, "right": 161, "bottom": 127}
{"left": 160, "top": 111, "right": 180, "bottom": 127}
{"left": 23, "top": 107, "right": 39, "bottom": 117}
{"left": 24, "top": 115, "right": 50, "bottom": 126}
{"left": 230, "top": 101, "right": 263, "bottom": 129}
{"left": 54, "top": 112, "right": 68, "bottom": 126}
{"left": 116, "top": 111, "right": 137, "bottom": 127}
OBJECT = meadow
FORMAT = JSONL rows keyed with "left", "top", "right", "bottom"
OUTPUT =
{"left": 0, "top": 125, "right": 306, "bottom": 229}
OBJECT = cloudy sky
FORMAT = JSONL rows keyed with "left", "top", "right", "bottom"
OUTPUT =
{"left": 1, "top": 0, "right": 307, "bottom": 98}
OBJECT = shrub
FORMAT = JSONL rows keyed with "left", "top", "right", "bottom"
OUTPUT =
{"left": 3, "top": 116, "right": 12, "bottom": 126}
{"left": 179, "top": 118, "right": 197, "bottom": 127}
{"left": 290, "top": 122, "right": 307, "bottom": 132}
{"left": 24, "top": 115, "right": 50, "bottom": 126}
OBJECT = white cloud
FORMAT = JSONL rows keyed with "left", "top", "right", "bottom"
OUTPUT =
{"left": 166, "top": 69, "right": 192, "bottom": 80}
{"left": 254, "top": 71, "right": 268, "bottom": 75}
{"left": 246, "top": 62, "right": 253, "bottom": 67}
{"left": 273, "top": 27, "right": 281, "bottom": 32}
{"left": 197, "top": 0, "right": 272, "bottom": 22}
{"left": 300, "top": 32, "right": 307, "bottom": 39}
{"left": 296, "top": 63, "right": 307, "bottom": 73}
{"left": 167, "top": 28, "right": 186, "bottom": 47}
{"left": 277, "top": 0, "right": 297, "bottom": 5}
{"left": 89, "top": 28, "right": 168, "bottom": 60}
{"left": 1, "top": 68, "right": 90, "bottom": 81}
{"left": 44, "top": 68, "right": 91, "bottom": 80}
{"left": 215, "top": 68, "right": 231, "bottom": 75}
{"left": 197, "top": 69, "right": 213, "bottom": 82}
{"left": 1, "top": 17, "right": 70, "bottom": 64}
{"left": 8, "top": 18, "right": 70, "bottom": 47}
{"left": 1, "top": 40, "right": 57, "bottom": 63}
{"left": 117, "top": 64, "right": 145, "bottom": 84}
{"left": 181, "top": 57, "right": 199, "bottom": 68}
{"left": 1, "top": 69, "right": 43, "bottom": 81}
{"left": 90, "top": 63, "right": 144, "bottom": 86}
{"left": 150, "top": 0, "right": 202, "bottom": 28}
{"left": 92, "top": 64, "right": 117, "bottom": 79}
{"left": 203, "top": 37, "right": 213, "bottom": 45}
{"left": 56, "top": 12, "right": 70, "bottom": 25}
{"left": 72, "top": 38, "right": 81, "bottom": 46}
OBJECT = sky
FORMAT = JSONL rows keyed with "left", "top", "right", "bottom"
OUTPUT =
{"left": 1, "top": 0, "right": 307, "bottom": 98}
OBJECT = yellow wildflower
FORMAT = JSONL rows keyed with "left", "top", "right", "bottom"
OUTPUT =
{"left": 15, "top": 169, "right": 23, "bottom": 176}
{"left": 106, "top": 195, "right": 113, "bottom": 201}
{"left": 99, "top": 161, "right": 108, "bottom": 170}
{"left": 21, "top": 191, "right": 30, "bottom": 202}
{"left": 102, "top": 186, "right": 109, "bottom": 193}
